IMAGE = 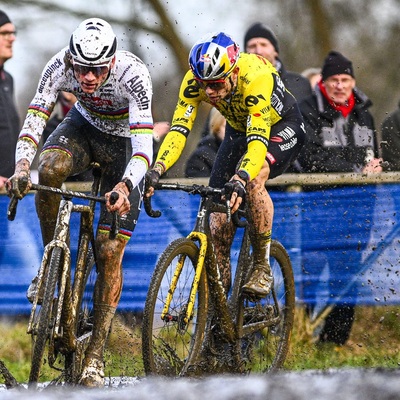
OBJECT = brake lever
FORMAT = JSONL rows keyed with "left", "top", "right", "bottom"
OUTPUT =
{"left": 109, "top": 191, "right": 120, "bottom": 240}
{"left": 7, "top": 195, "right": 19, "bottom": 221}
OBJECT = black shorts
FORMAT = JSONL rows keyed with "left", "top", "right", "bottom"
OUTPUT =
{"left": 41, "top": 107, "right": 142, "bottom": 239}
{"left": 209, "top": 105, "right": 305, "bottom": 189}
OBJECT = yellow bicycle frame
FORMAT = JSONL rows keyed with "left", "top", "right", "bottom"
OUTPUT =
{"left": 160, "top": 231, "right": 208, "bottom": 324}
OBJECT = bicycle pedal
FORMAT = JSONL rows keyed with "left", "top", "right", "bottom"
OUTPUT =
{"left": 242, "top": 291, "right": 262, "bottom": 303}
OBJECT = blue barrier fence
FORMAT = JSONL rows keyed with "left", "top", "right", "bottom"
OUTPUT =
{"left": 1, "top": 181, "right": 399, "bottom": 315}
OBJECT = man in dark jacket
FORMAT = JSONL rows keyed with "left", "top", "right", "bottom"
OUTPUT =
{"left": 381, "top": 102, "right": 400, "bottom": 171}
{"left": 297, "top": 51, "right": 381, "bottom": 174}
{"left": 297, "top": 51, "right": 382, "bottom": 345}
{"left": 0, "top": 10, "right": 19, "bottom": 190}
{"left": 244, "top": 22, "right": 312, "bottom": 103}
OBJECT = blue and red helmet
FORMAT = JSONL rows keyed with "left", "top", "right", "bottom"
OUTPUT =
{"left": 188, "top": 32, "right": 240, "bottom": 81}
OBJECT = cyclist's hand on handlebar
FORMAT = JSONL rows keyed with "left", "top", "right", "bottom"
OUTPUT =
{"left": 145, "top": 168, "right": 161, "bottom": 197}
{"left": 223, "top": 177, "right": 246, "bottom": 214}
{"left": 6, "top": 159, "right": 32, "bottom": 199}
{"left": 106, "top": 181, "right": 130, "bottom": 216}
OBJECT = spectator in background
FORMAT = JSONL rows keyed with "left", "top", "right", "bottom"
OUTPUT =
{"left": 0, "top": 10, "right": 19, "bottom": 191}
{"left": 301, "top": 67, "right": 321, "bottom": 91}
{"left": 381, "top": 102, "right": 400, "bottom": 170}
{"left": 244, "top": 22, "right": 312, "bottom": 103}
{"left": 296, "top": 51, "right": 382, "bottom": 346}
{"left": 297, "top": 51, "right": 381, "bottom": 175}
{"left": 185, "top": 108, "right": 225, "bottom": 178}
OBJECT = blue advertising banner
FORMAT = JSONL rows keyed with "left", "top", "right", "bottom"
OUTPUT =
{"left": 0, "top": 183, "right": 399, "bottom": 315}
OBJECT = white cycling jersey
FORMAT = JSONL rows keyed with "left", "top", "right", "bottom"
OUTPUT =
{"left": 15, "top": 47, "right": 154, "bottom": 188}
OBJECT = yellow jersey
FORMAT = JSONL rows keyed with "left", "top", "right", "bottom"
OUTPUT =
{"left": 155, "top": 52, "right": 297, "bottom": 180}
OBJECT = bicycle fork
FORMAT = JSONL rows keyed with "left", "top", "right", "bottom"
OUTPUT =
{"left": 160, "top": 231, "right": 208, "bottom": 328}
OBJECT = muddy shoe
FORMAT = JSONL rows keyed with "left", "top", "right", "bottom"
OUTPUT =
{"left": 78, "top": 358, "right": 105, "bottom": 388}
{"left": 242, "top": 262, "right": 273, "bottom": 299}
{"left": 26, "top": 275, "right": 44, "bottom": 305}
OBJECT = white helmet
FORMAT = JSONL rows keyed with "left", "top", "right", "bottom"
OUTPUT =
{"left": 69, "top": 18, "right": 117, "bottom": 66}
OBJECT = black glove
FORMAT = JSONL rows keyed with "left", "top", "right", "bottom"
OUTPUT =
{"left": 145, "top": 169, "right": 161, "bottom": 192}
{"left": 223, "top": 179, "right": 246, "bottom": 202}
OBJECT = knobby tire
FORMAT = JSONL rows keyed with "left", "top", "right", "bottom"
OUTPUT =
{"left": 29, "top": 247, "right": 63, "bottom": 387}
{"left": 239, "top": 239, "right": 295, "bottom": 373}
{"left": 142, "top": 238, "right": 208, "bottom": 376}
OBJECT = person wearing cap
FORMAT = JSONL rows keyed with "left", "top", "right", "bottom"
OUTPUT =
{"left": 297, "top": 50, "right": 381, "bottom": 174}
{"left": 296, "top": 51, "right": 382, "bottom": 346}
{"left": 7, "top": 18, "right": 154, "bottom": 387}
{"left": 244, "top": 22, "right": 312, "bottom": 103}
{"left": 0, "top": 10, "right": 19, "bottom": 191}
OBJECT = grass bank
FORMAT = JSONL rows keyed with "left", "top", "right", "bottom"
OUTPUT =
{"left": 0, "top": 305, "right": 399, "bottom": 384}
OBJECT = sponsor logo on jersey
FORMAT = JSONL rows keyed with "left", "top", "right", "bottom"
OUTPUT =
{"left": 126, "top": 75, "right": 150, "bottom": 110}
{"left": 184, "top": 79, "right": 200, "bottom": 99}
{"left": 271, "top": 93, "right": 284, "bottom": 114}
{"left": 248, "top": 135, "right": 269, "bottom": 147}
{"left": 245, "top": 94, "right": 266, "bottom": 107}
{"left": 170, "top": 124, "right": 190, "bottom": 137}
{"left": 38, "top": 58, "right": 63, "bottom": 94}
{"left": 279, "top": 137, "right": 297, "bottom": 151}
{"left": 266, "top": 152, "right": 276, "bottom": 164}
{"left": 80, "top": 95, "right": 113, "bottom": 107}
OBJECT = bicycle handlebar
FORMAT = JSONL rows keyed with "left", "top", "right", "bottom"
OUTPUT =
{"left": 7, "top": 183, "right": 121, "bottom": 239}
{"left": 144, "top": 182, "right": 247, "bottom": 227}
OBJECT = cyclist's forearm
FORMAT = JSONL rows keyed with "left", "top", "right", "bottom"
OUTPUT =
{"left": 15, "top": 158, "right": 31, "bottom": 173}
{"left": 153, "top": 130, "right": 187, "bottom": 174}
{"left": 15, "top": 135, "right": 38, "bottom": 165}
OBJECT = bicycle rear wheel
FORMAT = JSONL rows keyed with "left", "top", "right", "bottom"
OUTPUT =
{"left": 239, "top": 239, "right": 295, "bottom": 372}
{"left": 29, "top": 247, "right": 63, "bottom": 388}
{"left": 142, "top": 237, "right": 208, "bottom": 376}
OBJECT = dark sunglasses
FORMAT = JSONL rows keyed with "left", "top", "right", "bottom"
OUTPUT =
{"left": 73, "top": 64, "right": 110, "bottom": 77}
{"left": 195, "top": 78, "right": 227, "bottom": 91}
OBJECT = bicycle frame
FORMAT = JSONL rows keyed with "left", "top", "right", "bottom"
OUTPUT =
{"left": 161, "top": 192, "right": 238, "bottom": 341}
{"left": 27, "top": 174, "right": 102, "bottom": 344}
{"left": 142, "top": 182, "right": 295, "bottom": 375}
{"left": 6, "top": 165, "right": 123, "bottom": 386}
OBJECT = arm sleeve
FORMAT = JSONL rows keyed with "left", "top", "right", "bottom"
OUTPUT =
{"left": 237, "top": 74, "right": 273, "bottom": 180}
{"left": 15, "top": 50, "right": 66, "bottom": 164}
{"left": 154, "top": 70, "right": 202, "bottom": 173}
{"left": 123, "top": 60, "right": 154, "bottom": 187}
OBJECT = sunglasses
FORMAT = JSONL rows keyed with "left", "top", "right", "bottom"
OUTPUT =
{"left": 195, "top": 78, "right": 227, "bottom": 91}
{"left": 73, "top": 63, "right": 110, "bottom": 78}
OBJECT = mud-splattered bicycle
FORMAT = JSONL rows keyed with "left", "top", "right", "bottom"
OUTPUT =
{"left": 141, "top": 182, "right": 295, "bottom": 376}
{"left": 7, "top": 164, "right": 119, "bottom": 389}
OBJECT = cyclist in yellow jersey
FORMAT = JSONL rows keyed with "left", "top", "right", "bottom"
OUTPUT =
{"left": 146, "top": 32, "right": 306, "bottom": 299}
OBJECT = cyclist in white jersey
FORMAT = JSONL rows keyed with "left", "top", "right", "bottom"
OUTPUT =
{"left": 7, "top": 18, "right": 154, "bottom": 387}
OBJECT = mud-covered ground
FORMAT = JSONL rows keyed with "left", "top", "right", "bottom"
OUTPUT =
{"left": 1, "top": 368, "right": 400, "bottom": 400}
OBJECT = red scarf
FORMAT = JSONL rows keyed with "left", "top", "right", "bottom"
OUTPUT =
{"left": 318, "top": 81, "right": 355, "bottom": 118}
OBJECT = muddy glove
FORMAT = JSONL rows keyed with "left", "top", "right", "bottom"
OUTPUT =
{"left": 6, "top": 159, "right": 32, "bottom": 199}
{"left": 145, "top": 169, "right": 161, "bottom": 196}
{"left": 223, "top": 179, "right": 246, "bottom": 214}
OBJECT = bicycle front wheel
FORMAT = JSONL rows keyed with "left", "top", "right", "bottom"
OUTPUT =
{"left": 142, "top": 237, "right": 208, "bottom": 376}
{"left": 240, "top": 239, "right": 295, "bottom": 373}
{"left": 29, "top": 247, "right": 63, "bottom": 387}
{"left": 64, "top": 246, "right": 96, "bottom": 384}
